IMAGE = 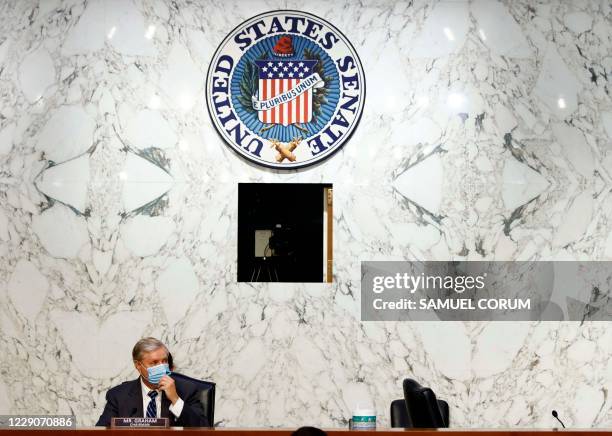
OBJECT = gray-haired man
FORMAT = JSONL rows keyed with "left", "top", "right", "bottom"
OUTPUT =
{"left": 96, "top": 337, "right": 209, "bottom": 427}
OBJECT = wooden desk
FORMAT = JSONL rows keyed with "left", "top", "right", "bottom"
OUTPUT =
{"left": 1, "top": 429, "right": 610, "bottom": 435}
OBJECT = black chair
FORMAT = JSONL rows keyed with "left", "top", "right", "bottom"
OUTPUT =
{"left": 390, "top": 398, "right": 449, "bottom": 428}
{"left": 390, "top": 399, "right": 412, "bottom": 427}
{"left": 171, "top": 372, "right": 216, "bottom": 426}
{"left": 393, "top": 378, "right": 448, "bottom": 428}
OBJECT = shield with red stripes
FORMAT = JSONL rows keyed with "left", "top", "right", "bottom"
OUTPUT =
{"left": 254, "top": 60, "right": 319, "bottom": 126}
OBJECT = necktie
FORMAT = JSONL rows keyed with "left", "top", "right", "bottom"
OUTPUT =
{"left": 146, "top": 391, "right": 158, "bottom": 418}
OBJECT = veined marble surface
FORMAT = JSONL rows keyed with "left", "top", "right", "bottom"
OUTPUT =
{"left": 0, "top": 0, "right": 611, "bottom": 428}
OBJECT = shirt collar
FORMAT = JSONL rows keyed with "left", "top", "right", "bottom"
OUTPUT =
{"left": 140, "top": 377, "right": 159, "bottom": 397}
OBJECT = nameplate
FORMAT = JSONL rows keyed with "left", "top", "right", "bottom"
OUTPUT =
{"left": 111, "top": 417, "right": 169, "bottom": 428}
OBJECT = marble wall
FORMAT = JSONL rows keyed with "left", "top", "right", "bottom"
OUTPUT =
{"left": 0, "top": 0, "right": 611, "bottom": 428}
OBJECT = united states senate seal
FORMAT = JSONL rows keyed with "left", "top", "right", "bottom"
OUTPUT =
{"left": 206, "top": 10, "right": 366, "bottom": 169}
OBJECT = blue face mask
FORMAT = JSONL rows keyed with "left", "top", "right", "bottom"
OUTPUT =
{"left": 145, "top": 363, "right": 171, "bottom": 384}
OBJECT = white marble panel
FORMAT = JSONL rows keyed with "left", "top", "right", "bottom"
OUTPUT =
{"left": 601, "top": 111, "right": 612, "bottom": 139}
{"left": 0, "top": 0, "right": 611, "bottom": 429}
{"left": 159, "top": 43, "right": 203, "bottom": 112}
{"left": 0, "top": 39, "right": 10, "bottom": 65}
{"left": 551, "top": 123, "right": 594, "bottom": 180}
{"left": 415, "top": 323, "right": 471, "bottom": 381}
{"left": 533, "top": 45, "right": 583, "bottom": 118}
{"left": 121, "top": 153, "right": 174, "bottom": 212}
{"left": 61, "top": 1, "right": 107, "bottom": 55}
{"left": 105, "top": 0, "right": 157, "bottom": 56}
{"left": 123, "top": 109, "right": 177, "bottom": 150}
{"left": 31, "top": 205, "right": 90, "bottom": 258}
{"left": 502, "top": 158, "right": 549, "bottom": 211}
{"left": 50, "top": 310, "right": 152, "bottom": 378}
{"left": 156, "top": 257, "right": 200, "bottom": 326}
{"left": 7, "top": 260, "right": 49, "bottom": 324}
{"left": 410, "top": 2, "right": 470, "bottom": 58}
{"left": 552, "top": 191, "right": 593, "bottom": 248}
{"left": 62, "top": 0, "right": 155, "bottom": 56}
{"left": 393, "top": 154, "right": 443, "bottom": 214}
{"left": 564, "top": 11, "right": 593, "bottom": 35}
{"left": 36, "top": 154, "right": 91, "bottom": 213}
{"left": 605, "top": 232, "right": 612, "bottom": 259}
{"left": 472, "top": 323, "right": 531, "bottom": 378}
{"left": 0, "top": 209, "right": 8, "bottom": 242}
{"left": 0, "top": 377, "right": 8, "bottom": 414}
{"left": 17, "top": 46, "right": 55, "bottom": 103}
{"left": 0, "top": 123, "right": 15, "bottom": 155}
{"left": 35, "top": 105, "right": 96, "bottom": 163}
{"left": 121, "top": 215, "right": 175, "bottom": 257}
{"left": 471, "top": 0, "right": 531, "bottom": 58}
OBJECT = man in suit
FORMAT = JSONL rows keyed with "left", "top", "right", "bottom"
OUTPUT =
{"left": 96, "top": 337, "right": 209, "bottom": 427}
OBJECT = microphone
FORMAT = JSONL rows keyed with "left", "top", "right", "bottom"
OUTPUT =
{"left": 130, "top": 407, "right": 138, "bottom": 417}
{"left": 552, "top": 410, "right": 565, "bottom": 428}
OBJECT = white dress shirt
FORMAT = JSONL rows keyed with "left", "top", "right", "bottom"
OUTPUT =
{"left": 140, "top": 378, "right": 184, "bottom": 418}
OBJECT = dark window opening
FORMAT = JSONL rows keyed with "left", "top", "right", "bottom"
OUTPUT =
{"left": 238, "top": 183, "right": 333, "bottom": 282}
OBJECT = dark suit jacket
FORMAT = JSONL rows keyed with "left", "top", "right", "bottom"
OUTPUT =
{"left": 96, "top": 377, "right": 210, "bottom": 427}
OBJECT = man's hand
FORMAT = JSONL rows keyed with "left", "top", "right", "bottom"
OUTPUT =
{"left": 158, "top": 375, "right": 179, "bottom": 404}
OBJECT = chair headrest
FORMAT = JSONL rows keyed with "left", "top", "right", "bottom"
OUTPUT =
{"left": 172, "top": 372, "right": 216, "bottom": 390}
{"left": 403, "top": 378, "right": 424, "bottom": 392}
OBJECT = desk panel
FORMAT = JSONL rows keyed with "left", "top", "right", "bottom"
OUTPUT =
{"left": 1, "top": 429, "right": 610, "bottom": 436}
